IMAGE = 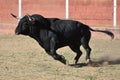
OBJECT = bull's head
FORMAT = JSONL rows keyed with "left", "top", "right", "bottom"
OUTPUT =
{"left": 11, "top": 13, "right": 35, "bottom": 35}
{"left": 11, "top": 13, "right": 50, "bottom": 36}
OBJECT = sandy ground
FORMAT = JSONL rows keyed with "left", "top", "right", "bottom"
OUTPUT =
{"left": 0, "top": 34, "right": 120, "bottom": 80}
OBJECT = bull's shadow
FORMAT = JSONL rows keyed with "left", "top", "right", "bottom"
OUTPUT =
{"left": 69, "top": 63, "right": 88, "bottom": 68}
{"left": 69, "top": 58, "right": 120, "bottom": 68}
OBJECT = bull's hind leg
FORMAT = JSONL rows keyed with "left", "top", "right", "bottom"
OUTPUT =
{"left": 70, "top": 44, "right": 82, "bottom": 64}
{"left": 81, "top": 32, "right": 92, "bottom": 64}
{"left": 83, "top": 44, "right": 92, "bottom": 64}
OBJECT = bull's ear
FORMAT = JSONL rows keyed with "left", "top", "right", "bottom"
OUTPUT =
{"left": 11, "top": 13, "right": 21, "bottom": 20}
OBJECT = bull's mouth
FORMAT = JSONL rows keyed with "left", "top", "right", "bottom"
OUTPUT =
{"left": 15, "top": 32, "right": 20, "bottom": 35}
{"left": 15, "top": 29, "right": 20, "bottom": 35}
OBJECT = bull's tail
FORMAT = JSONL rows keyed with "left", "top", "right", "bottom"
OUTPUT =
{"left": 89, "top": 27, "right": 114, "bottom": 39}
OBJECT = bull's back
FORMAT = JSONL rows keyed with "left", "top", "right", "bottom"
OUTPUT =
{"left": 51, "top": 20, "right": 79, "bottom": 34}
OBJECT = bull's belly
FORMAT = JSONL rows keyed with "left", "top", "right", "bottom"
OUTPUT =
{"left": 56, "top": 38, "right": 80, "bottom": 49}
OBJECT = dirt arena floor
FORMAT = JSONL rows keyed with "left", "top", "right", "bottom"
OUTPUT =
{"left": 0, "top": 34, "right": 120, "bottom": 80}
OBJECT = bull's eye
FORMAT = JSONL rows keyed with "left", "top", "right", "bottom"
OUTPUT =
{"left": 23, "top": 22, "right": 27, "bottom": 25}
{"left": 22, "top": 22, "right": 29, "bottom": 30}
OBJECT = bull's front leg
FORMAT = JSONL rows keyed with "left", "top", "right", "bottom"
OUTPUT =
{"left": 48, "top": 37, "right": 67, "bottom": 64}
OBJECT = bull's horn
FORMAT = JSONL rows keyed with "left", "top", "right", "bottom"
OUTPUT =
{"left": 11, "top": 13, "right": 21, "bottom": 20}
{"left": 26, "top": 14, "right": 32, "bottom": 21}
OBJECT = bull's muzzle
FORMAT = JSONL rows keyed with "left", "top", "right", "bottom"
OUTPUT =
{"left": 15, "top": 32, "right": 19, "bottom": 35}
{"left": 15, "top": 30, "right": 20, "bottom": 35}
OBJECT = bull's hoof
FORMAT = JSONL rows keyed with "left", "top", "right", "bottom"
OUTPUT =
{"left": 59, "top": 55, "right": 69, "bottom": 65}
{"left": 59, "top": 57, "right": 69, "bottom": 65}
{"left": 54, "top": 55, "right": 69, "bottom": 65}
{"left": 60, "top": 58, "right": 67, "bottom": 64}
{"left": 86, "top": 59, "right": 92, "bottom": 64}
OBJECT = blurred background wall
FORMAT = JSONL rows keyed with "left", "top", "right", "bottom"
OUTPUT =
{"left": 0, "top": 0, "right": 120, "bottom": 38}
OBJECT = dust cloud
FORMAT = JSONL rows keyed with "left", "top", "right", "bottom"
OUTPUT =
{"left": 97, "top": 53, "right": 120, "bottom": 65}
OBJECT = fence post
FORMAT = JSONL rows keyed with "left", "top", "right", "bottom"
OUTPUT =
{"left": 66, "top": 0, "right": 69, "bottom": 19}
{"left": 113, "top": 0, "right": 117, "bottom": 27}
{"left": 18, "top": 0, "right": 22, "bottom": 18}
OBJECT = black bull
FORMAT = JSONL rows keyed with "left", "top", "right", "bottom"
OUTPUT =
{"left": 11, "top": 14, "right": 114, "bottom": 65}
